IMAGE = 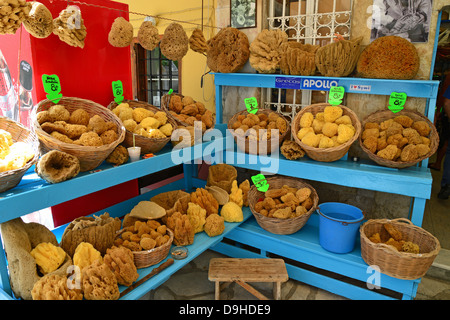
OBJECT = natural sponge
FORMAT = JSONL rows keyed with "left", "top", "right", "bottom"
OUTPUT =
{"left": 356, "top": 35, "right": 419, "bottom": 80}
{"left": 23, "top": 1, "right": 53, "bottom": 38}
{"left": 189, "top": 28, "right": 208, "bottom": 54}
{"left": 82, "top": 260, "right": 120, "bottom": 300}
{"left": 35, "top": 150, "right": 80, "bottom": 184}
{"left": 280, "top": 42, "right": 319, "bottom": 76}
{"left": 30, "top": 242, "right": 67, "bottom": 275}
{"left": 206, "top": 27, "right": 249, "bottom": 73}
{"left": 73, "top": 242, "right": 103, "bottom": 271}
{"left": 220, "top": 201, "right": 243, "bottom": 223}
{"left": 137, "top": 20, "right": 160, "bottom": 51}
{"left": 104, "top": 246, "right": 139, "bottom": 287}
{"left": 31, "top": 274, "right": 83, "bottom": 300}
{"left": 249, "top": 29, "right": 288, "bottom": 73}
{"left": 0, "top": 0, "right": 31, "bottom": 35}
{"left": 315, "top": 37, "right": 362, "bottom": 77}
{"left": 53, "top": 5, "right": 87, "bottom": 48}
{"left": 160, "top": 22, "right": 189, "bottom": 61}
{"left": 108, "top": 16, "right": 133, "bottom": 47}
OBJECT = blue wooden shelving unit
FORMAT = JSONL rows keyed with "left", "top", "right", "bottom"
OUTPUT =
{"left": 211, "top": 72, "right": 440, "bottom": 300}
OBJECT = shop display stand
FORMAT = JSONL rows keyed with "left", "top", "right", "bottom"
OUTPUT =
{"left": 211, "top": 72, "right": 440, "bottom": 300}
{"left": 0, "top": 140, "right": 252, "bottom": 300}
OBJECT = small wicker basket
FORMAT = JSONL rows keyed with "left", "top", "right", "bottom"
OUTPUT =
{"left": 359, "top": 109, "right": 439, "bottom": 169}
{"left": 32, "top": 97, "right": 125, "bottom": 172}
{"left": 292, "top": 103, "right": 362, "bottom": 162}
{"left": 248, "top": 175, "right": 319, "bottom": 235}
{"left": 132, "top": 228, "right": 174, "bottom": 269}
{"left": 360, "top": 218, "right": 440, "bottom": 280}
{"left": 107, "top": 100, "right": 177, "bottom": 154}
{"left": 228, "top": 109, "right": 290, "bottom": 155}
{"left": 161, "top": 92, "right": 215, "bottom": 129}
{"left": 0, "top": 117, "right": 39, "bottom": 193}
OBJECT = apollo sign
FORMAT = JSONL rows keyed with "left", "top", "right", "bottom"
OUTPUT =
{"left": 275, "top": 76, "right": 339, "bottom": 91}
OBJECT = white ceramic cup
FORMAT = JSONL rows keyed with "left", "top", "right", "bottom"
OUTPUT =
{"left": 127, "top": 147, "right": 141, "bottom": 162}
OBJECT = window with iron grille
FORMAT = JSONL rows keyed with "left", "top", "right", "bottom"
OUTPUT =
{"left": 134, "top": 44, "right": 180, "bottom": 106}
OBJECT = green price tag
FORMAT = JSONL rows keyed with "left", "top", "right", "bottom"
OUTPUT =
{"left": 42, "top": 74, "right": 62, "bottom": 104}
{"left": 168, "top": 88, "right": 173, "bottom": 95}
{"left": 388, "top": 92, "right": 407, "bottom": 113}
{"left": 328, "top": 86, "right": 345, "bottom": 106}
{"left": 245, "top": 97, "right": 258, "bottom": 114}
{"left": 112, "top": 80, "right": 124, "bottom": 104}
{"left": 251, "top": 173, "right": 269, "bottom": 192}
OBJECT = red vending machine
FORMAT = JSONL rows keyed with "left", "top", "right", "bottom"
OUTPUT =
{"left": 0, "top": 0, "right": 139, "bottom": 226}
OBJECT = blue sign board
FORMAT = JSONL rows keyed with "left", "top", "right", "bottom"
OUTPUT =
{"left": 275, "top": 77, "right": 339, "bottom": 91}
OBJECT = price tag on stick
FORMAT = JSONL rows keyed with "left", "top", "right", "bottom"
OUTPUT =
{"left": 251, "top": 173, "right": 269, "bottom": 192}
{"left": 388, "top": 92, "right": 407, "bottom": 113}
{"left": 112, "top": 80, "right": 124, "bottom": 104}
{"left": 42, "top": 74, "right": 62, "bottom": 104}
{"left": 245, "top": 97, "right": 258, "bottom": 114}
{"left": 328, "top": 86, "right": 345, "bottom": 106}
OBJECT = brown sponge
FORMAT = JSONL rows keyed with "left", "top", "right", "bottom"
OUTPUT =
{"left": 137, "top": 20, "right": 160, "bottom": 51}
{"left": 189, "top": 28, "right": 208, "bottom": 54}
{"left": 206, "top": 27, "right": 249, "bottom": 73}
{"left": 160, "top": 22, "right": 189, "bottom": 61}
{"left": 53, "top": 5, "right": 87, "bottom": 48}
{"left": 35, "top": 150, "right": 80, "bottom": 184}
{"left": 249, "top": 29, "right": 288, "bottom": 73}
{"left": 356, "top": 35, "right": 420, "bottom": 80}
{"left": 0, "top": 0, "right": 31, "bottom": 35}
{"left": 23, "top": 1, "right": 53, "bottom": 38}
{"left": 108, "top": 16, "right": 133, "bottom": 48}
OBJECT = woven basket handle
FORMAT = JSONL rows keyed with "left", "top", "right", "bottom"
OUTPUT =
{"left": 388, "top": 218, "right": 413, "bottom": 225}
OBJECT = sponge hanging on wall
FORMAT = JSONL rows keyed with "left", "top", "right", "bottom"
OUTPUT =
{"left": 108, "top": 16, "right": 133, "bottom": 48}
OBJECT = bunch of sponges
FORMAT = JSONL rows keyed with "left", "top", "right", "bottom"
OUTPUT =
{"left": 297, "top": 105, "right": 356, "bottom": 149}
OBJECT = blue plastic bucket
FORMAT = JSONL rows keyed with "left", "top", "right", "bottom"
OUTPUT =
{"left": 317, "top": 202, "right": 365, "bottom": 254}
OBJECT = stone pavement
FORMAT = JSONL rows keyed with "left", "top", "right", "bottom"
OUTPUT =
{"left": 140, "top": 249, "right": 450, "bottom": 301}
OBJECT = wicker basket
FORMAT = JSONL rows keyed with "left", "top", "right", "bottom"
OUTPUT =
{"left": 0, "top": 117, "right": 39, "bottom": 193}
{"left": 107, "top": 100, "right": 177, "bottom": 154}
{"left": 228, "top": 109, "right": 290, "bottom": 155}
{"left": 292, "top": 103, "right": 362, "bottom": 162}
{"left": 132, "top": 228, "right": 174, "bottom": 269}
{"left": 248, "top": 175, "right": 319, "bottom": 235}
{"left": 161, "top": 92, "right": 215, "bottom": 129}
{"left": 32, "top": 97, "right": 125, "bottom": 172}
{"left": 359, "top": 109, "right": 439, "bottom": 169}
{"left": 360, "top": 218, "right": 440, "bottom": 280}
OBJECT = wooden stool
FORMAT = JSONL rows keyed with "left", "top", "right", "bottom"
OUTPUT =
{"left": 208, "top": 258, "right": 289, "bottom": 300}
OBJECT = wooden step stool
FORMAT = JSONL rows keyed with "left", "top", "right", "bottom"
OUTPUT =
{"left": 208, "top": 258, "right": 289, "bottom": 300}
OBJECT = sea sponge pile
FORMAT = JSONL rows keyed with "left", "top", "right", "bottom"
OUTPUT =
{"left": 296, "top": 106, "right": 356, "bottom": 148}
{"left": 230, "top": 111, "right": 289, "bottom": 141}
{"left": 112, "top": 103, "right": 174, "bottom": 139}
{"left": 361, "top": 114, "right": 433, "bottom": 163}
{"left": 37, "top": 104, "right": 120, "bottom": 147}
{"left": 167, "top": 94, "right": 214, "bottom": 131}
{"left": 254, "top": 185, "right": 315, "bottom": 220}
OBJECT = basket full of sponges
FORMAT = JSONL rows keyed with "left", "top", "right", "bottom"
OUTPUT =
{"left": 107, "top": 100, "right": 177, "bottom": 154}
{"left": 292, "top": 103, "right": 361, "bottom": 162}
{"left": 360, "top": 218, "right": 440, "bottom": 280}
{"left": 32, "top": 97, "right": 125, "bottom": 171}
{"left": 359, "top": 109, "right": 439, "bottom": 169}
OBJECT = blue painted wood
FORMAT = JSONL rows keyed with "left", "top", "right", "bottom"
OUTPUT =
{"left": 214, "top": 73, "right": 440, "bottom": 99}
{"left": 224, "top": 149, "right": 432, "bottom": 199}
{"left": 212, "top": 241, "right": 397, "bottom": 300}
{"left": 0, "top": 179, "right": 253, "bottom": 300}
{"left": 217, "top": 208, "right": 420, "bottom": 299}
{"left": 0, "top": 139, "right": 224, "bottom": 224}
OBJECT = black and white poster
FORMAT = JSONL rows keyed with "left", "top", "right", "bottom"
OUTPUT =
{"left": 230, "top": 0, "right": 257, "bottom": 29}
{"left": 370, "top": 0, "right": 433, "bottom": 43}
